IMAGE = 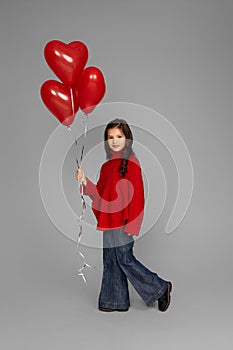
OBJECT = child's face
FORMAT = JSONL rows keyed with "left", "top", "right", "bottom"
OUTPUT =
{"left": 107, "top": 127, "right": 126, "bottom": 152}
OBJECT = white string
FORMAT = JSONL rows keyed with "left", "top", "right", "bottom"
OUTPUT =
{"left": 76, "top": 177, "right": 92, "bottom": 284}
{"left": 69, "top": 88, "right": 93, "bottom": 285}
{"left": 75, "top": 117, "right": 93, "bottom": 284}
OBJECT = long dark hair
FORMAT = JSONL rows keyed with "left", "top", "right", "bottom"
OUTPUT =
{"left": 104, "top": 118, "right": 134, "bottom": 177}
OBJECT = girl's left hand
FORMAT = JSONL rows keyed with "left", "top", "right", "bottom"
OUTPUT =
{"left": 75, "top": 167, "right": 87, "bottom": 186}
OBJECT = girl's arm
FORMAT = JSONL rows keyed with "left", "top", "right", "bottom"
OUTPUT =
{"left": 76, "top": 166, "right": 104, "bottom": 201}
{"left": 124, "top": 158, "right": 145, "bottom": 236}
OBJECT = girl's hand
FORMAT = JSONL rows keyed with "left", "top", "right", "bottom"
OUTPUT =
{"left": 75, "top": 167, "right": 87, "bottom": 186}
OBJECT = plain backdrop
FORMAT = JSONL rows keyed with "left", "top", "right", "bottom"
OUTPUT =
{"left": 1, "top": 0, "right": 233, "bottom": 349}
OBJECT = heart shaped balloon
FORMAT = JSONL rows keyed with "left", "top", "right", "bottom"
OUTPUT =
{"left": 75, "top": 66, "right": 106, "bottom": 114}
{"left": 40, "top": 80, "right": 79, "bottom": 126}
{"left": 44, "top": 40, "right": 88, "bottom": 86}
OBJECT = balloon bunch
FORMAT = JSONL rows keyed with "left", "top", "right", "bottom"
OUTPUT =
{"left": 40, "top": 40, "right": 106, "bottom": 126}
{"left": 40, "top": 40, "right": 106, "bottom": 284}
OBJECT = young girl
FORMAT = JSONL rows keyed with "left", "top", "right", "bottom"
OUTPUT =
{"left": 76, "top": 118, "right": 172, "bottom": 312}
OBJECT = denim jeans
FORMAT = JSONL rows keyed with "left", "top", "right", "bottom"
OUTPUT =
{"left": 98, "top": 227, "right": 169, "bottom": 309}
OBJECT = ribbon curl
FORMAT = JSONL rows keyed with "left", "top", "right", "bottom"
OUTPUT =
{"left": 70, "top": 87, "right": 93, "bottom": 284}
{"left": 74, "top": 114, "right": 94, "bottom": 284}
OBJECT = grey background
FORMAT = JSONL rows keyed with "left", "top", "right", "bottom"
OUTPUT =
{"left": 1, "top": 0, "right": 233, "bottom": 349}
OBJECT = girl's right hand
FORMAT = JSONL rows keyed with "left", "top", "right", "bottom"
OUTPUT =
{"left": 75, "top": 167, "right": 87, "bottom": 186}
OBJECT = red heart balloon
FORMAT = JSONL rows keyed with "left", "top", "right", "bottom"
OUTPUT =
{"left": 40, "top": 80, "right": 79, "bottom": 126}
{"left": 44, "top": 40, "right": 88, "bottom": 86}
{"left": 75, "top": 66, "right": 106, "bottom": 114}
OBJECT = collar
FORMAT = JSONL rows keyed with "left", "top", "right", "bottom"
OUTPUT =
{"left": 110, "top": 150, "right": 123, "bottom": 159}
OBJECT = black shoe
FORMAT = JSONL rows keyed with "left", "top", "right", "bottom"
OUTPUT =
{"left": 98, "top": 307, "right": 129, "bottom": 312}
{"left": 158, "top": 282, "right": 172, "bottom": 312}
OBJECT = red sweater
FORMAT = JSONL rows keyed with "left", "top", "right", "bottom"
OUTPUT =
{"left": 83, "top": 150, "right": 144, "bottom": 235}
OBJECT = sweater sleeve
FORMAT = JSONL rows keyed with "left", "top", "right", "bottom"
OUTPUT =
{"left": 81, "top": 165, "right": 105, "bottom": 201}
{"left": 124, "top": 157, "right": 144, "bottom": 236}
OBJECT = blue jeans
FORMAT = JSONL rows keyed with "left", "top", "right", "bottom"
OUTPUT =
{"left": 98, "top": 227, "right": 169, "bottom": 309}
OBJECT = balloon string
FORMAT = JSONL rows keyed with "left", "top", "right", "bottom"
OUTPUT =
{"left": 80, "top": 113, "right": 88, "bottom": 163}
{"left": 69, "top": 95, "right": 93, "bottom": 285}
{"left": 75, "top": 181, "right": 92, "bottom": 284}
{"left": 70, "top": 87, "right": 75, "bottom": 119}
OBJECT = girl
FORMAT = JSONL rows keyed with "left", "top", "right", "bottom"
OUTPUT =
{"left": 76, "top": 118, "right": 172, "bottom": 312}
